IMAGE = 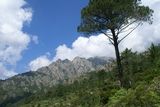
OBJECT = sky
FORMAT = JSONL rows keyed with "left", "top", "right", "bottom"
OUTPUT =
{"left": 0, "top": 0, "right": 160, "bottom": 79}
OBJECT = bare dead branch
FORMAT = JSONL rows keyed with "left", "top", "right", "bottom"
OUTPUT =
{"left": 118, "top": 20, "right": 138, "bottom": 33}
{"left": 120, "top": 27, "right": 136, "bottom": 33}
{"left": 101, "top": 30, "right": 113, "bottom": 40}
{"left": 109, "top": 38, "right": 114, "bottom": 45}
{"left": 118, "top": 22, "right": 142, "bottom": 44}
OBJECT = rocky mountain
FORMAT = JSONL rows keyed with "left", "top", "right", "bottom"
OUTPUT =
{"left": 0, "top": 57, "right": 110, "bottom": 105}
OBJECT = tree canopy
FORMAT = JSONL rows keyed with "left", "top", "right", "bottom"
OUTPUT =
{"left": 78, "top": 0, "right": 153, "bottom": 40}
{"left": 78, "top": 0, "right": 153, "bottom": 87}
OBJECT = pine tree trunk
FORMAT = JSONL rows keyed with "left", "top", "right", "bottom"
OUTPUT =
{"left": 111, "top": 29, "right": 124, "bottom": 87}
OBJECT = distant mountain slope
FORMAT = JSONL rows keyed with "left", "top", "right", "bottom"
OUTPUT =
{"left": 5, "top": 44, "right": 160, "bottom": 107}
{"left": 0, "top": 57, "right": 110, "bottom": 106}
{"left": 15, "top": 71, "right": 160, "bottom": 107}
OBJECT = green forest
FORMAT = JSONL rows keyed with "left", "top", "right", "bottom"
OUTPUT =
{"left": 6, "top": 43, "right": 160, "bottom": 107}
{"left": 1, "top": 0, "right": 159, "bottom": 107}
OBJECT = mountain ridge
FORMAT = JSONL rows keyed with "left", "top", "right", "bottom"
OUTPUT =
{"left": 0, "top": 56, "right": 110, "bottom": 105}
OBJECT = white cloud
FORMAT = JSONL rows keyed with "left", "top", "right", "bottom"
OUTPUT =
{"left": 28, "top": 34, "right": 114, "bottom": 71}
{"left": 54, "top": 0, "right": 160, "bottom": 60}
{"left": 29, "top": 55, "right": 52, "bottom": 71}
{"left": 120, "top": 0, "right": 160, "bottom": 51}
{"left": 142, "top": 0, "right": 160, "bottom": 6}
{"left": 0, "top": 63, "right": 17, "bottom": 80}
{"left": 53, "top": 34, "right": 114, "bottom": 61}
{"left": 0, "top": 0, "right": 33, "bottom": 79}
{"left": 28, "top": 0, "right": 160, "bottom": 71}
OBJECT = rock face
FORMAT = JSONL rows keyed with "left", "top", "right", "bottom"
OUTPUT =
{"left": 0, "top": 57, "right": 109, "bottom": 104}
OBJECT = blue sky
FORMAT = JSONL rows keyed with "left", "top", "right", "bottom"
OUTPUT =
{"left": 17, "top": 0, "right": 88, "bottom": 73}
{"left": 0, "top": 0, "right": 160, "bottom": 79}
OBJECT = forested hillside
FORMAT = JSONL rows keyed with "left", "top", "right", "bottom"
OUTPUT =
{"left": 4, "top": 44, "right": 160, "bottom": 107}
{"left": 0, "top": 0, "right": 159, "bottom": 107}
{"left": 0, "top": 57, "right": 109, "bottom": 107}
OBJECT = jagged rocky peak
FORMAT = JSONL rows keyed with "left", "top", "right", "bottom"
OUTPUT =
{"left": 56, "top": 59, "right": 62, "bottom": 63}
{"left": 88, "top": 56, "right": 109, "bottom": 65}
{"left": 72, "top": 56, "right": 91, "bottom": 64}
{"left": 72, "top": 56, "right": 86, "bottom": 61}
{"left": 62, "top": 59, "right": 70, "bottom": 63}
{"left": 0, "top": 56, "right": 111, "bottom": 105}
{"left": 47, "top": 56, "right": 109, "bottom": 69}
{"left": 56, "top": 58, "right": 70, "bottom": 63}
